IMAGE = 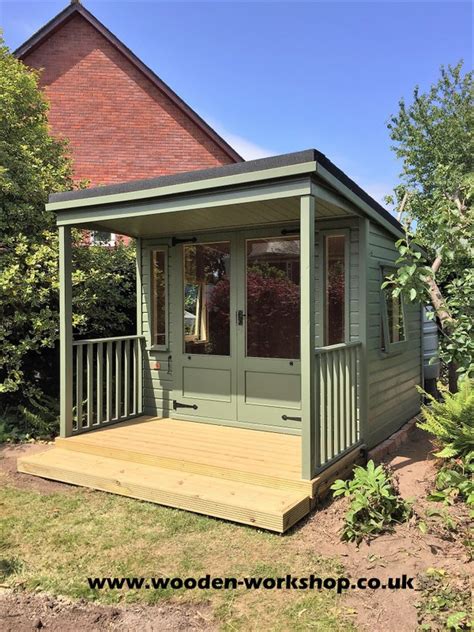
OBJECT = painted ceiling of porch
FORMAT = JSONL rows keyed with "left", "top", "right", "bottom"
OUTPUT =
{"left": 85, "top": 193, "right": 353, "bottom": 238}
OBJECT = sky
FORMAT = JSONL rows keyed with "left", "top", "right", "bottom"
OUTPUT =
{"left": 1, "top": 0, "right": 472, "bottom": 205}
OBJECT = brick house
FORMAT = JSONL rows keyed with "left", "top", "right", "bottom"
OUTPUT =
{"left": 15, "top": 0, "right": 242, "bottom": 242}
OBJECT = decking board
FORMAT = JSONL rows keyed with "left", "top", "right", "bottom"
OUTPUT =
{"left": 17, "top": 448, "right": 310, "bottom": 532}
{"left": 55, "top": 417, "right": 311, "bottom": 493}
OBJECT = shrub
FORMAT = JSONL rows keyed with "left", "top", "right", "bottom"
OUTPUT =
{"left": 417, "top": 379, "right": 474, "bottom": 460}
{"left": 418, "top": 379, "right": 474, "bottom": 507}
{"left": 331, "top": 460, "right": 412, "bottom": 543}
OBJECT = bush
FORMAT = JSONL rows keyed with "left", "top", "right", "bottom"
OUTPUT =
{"left": 331, "top": 460, "right": 412, "bottom": 543}
{"left": 0, "top": 394, "right": 59, "bottom": 442}
{"left": 418, "top": 379, "right": 474, "bottom": 507}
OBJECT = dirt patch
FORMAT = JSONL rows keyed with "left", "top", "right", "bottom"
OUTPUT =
{"left": 0, "top": 444, "right": 72, "bottom": 494}
{"left": 297, "top": 427, "right": 473, "bottom": 631}
{"left": 0, "top": 590, "right": 215, "bottom": 632}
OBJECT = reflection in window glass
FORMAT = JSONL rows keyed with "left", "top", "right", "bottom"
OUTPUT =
{"left": 184, "top": 242, "right": 230, "bottom": 355}
{"left": 382, "top": 274, "right": 406, "bottom": 347}
{"left": 246, "top": 236, "right": 300, "bottom": 359}
{"left": 151, "top": 250, "right": 167, "bottom": 347}
{"left": 326, "top": 235, "right": 346, "bottom": 345}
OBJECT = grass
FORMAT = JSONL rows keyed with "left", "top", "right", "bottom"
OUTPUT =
{"left": 0, "top": 472, "right": 354, "bottom": 631}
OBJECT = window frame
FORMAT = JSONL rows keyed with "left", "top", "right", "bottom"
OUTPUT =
{"left": 91, "top": 230, "right": 116, "bottom": 246}
{"left": 380, "top": 264, "right": 409, "bottom": 356}
{"left": 320, "top": 228, "right": 350, "bottom": 346}
{"left": 148, "top": 245, "right": 169, "bottom": 352}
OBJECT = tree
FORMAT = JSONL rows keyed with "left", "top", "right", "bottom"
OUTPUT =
{"left": 0, "top": 38, "right": 136, "bottom": 429}
{"left": 0, "top": 36, "right": 73, "bottom": 403}
{"left": 384, "top": 62, "right": 474, "bottom": 386}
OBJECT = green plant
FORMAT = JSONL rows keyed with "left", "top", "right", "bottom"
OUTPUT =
{"left": 418, "top": 379, "right": 474, "bottom": 459}
{"left": 418, "top": 379, "right": 474, "bottom": 508}
{"left": 416, "top": 568, "right": 471, "bottom": 631}
{"left": 331, "top": 460, "right": 412, "bottom": 543}
{"left": 385, "top": 61, "right": 474, "bottom": 382}
{"left": 0, "top": 395, "right": 59, "bottom": 442}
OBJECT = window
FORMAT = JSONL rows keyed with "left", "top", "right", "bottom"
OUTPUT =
{"left": 325, "top": 234, "right": 347, "bottom": 345}
{"left": 381, "top": 267, "right": 407, "bottom": 352}
{"left": 183, "top": 242, "right": 231, "bottom": 355}
{"left": 151, "top": 249, "right": 168, "bottom": 348}
{"left": 91, "top": 231, "right": 116, "bottom": 246}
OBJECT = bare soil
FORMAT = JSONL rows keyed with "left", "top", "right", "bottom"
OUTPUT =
{"left": 0, "top": 591, "right": 214, "bottom": 632}
{"left": 297, "top": 427, "right": 473, "bottom": 631}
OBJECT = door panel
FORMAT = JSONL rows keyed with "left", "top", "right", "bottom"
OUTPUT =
{"left": 172, "top": 237, "right": 237, "bottom": 421}
{"left": 237, "top": 231, "right": 302, "bottom": 429}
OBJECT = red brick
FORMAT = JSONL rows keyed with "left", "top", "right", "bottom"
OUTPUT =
{"left": 22, "top": 14, "right": 236, "bottom": 187}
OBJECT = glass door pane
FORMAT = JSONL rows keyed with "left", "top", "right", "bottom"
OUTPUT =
{"left": 246, "top": 236, "right": 300, "bottom": 358}
{"left": 183, "top": 242, "right": 231, "bottom": 355}
{"left": 325, "top": 235, "right": 346, "bottom": 345}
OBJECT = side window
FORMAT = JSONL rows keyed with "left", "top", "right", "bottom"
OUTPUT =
{"left": 91, "top": 231, "right": 116, "bottom": 246}
{"left": 325, "top": 234, "right": 347, "bottom": 345}
{"left": 381, "top": 267, "right": 407, "bottom": 352}
{"left": 151, "top": 248, "right": 168, "bottom": 349}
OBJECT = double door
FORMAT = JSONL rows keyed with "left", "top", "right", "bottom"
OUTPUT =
{"left": 172, "top": 227, "right": 302, "bottom": 431}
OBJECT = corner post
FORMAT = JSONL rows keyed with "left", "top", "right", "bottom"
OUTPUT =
{"left": 358, "top": 217, "right": 370, "bottom": 446}
{"left": 135, "top": 237, "right": 143, "bottom": 414}
{"left": 59, "top": 225, "right": 73, "bottom": 437}
{"left": 300, "top": 194, "right": 316, "bottom": 480}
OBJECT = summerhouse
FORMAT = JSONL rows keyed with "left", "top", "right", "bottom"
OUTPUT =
{"left": 18, "top": 150, "right": 423, "bottom": 531}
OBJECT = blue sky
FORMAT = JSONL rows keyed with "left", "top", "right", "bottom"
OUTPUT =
{"left": 1, "top": 1, "right": 472, "bottom": 204}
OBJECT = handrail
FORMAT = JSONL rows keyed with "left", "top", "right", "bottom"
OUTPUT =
{"left": 315, "top": 340, "right": 362, "bottom": 354}
{"left": 73, "top": 334, "right": 145, "bottom": 346}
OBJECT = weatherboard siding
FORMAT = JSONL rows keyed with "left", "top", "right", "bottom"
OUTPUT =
{"left": 366, "top": 222, "right": 422, "bottom": 447}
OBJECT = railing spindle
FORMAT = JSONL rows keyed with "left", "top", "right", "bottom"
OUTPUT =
{"left": 76, "top": 345, "right": 83, "bottom": 429}
{"left": 124, "top": 339, "right": 130, "bottom": 418}
{"left": 86, "top": 343, "right": 93, "bottom": 428}
{"left": 106, "top": 341, "right": 113, "bottom": 422}
{"left": 96, "top": 342, "right": 103, "bottom": 425}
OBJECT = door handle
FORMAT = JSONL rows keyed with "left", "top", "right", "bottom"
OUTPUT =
{"left": 236, "top": 310, "right": 245, "bottom": 326}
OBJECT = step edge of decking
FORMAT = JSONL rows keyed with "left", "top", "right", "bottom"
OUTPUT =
{"left": 55, "top": 437, "right": 314, "bottom": 495}
{"left": 17, "top": 448, "right": 311, "bottom": 533}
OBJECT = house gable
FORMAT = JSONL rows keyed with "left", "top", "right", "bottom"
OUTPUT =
{"left": 17, "top": 3, "right": 242, "bottom": 185}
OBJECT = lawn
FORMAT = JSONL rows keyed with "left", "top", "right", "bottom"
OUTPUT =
{"left": 0, "top": 473, "right": 353, "bottom": 631}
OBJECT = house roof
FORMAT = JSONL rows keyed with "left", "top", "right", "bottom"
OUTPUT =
{"left": 14, "top": 1, "right": 243, "bottom": 163}
{"left": 49, "top": 148, "right": 403, "bottom": 235}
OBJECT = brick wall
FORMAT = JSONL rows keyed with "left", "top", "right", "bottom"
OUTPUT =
{"left": 22, "top": 13, "right": 236, "bottom": 186}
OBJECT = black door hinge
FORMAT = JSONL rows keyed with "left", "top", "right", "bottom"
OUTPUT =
{"left": 171, "top": 236, "right": 197, "bottom": 247}
{"left": 173, "top": 400, "right": 198, "bottom": 411}
{"left": 282, "top": 414, "right": 302, "bottom": 422}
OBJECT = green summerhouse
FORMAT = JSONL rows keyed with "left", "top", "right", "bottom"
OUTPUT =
{"left": 18, "top": 150, "right": 423, "bottom": 532}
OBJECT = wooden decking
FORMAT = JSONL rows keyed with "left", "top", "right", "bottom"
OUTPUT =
{"left": 17, "top": 417, "right": 314, "bottom": 532}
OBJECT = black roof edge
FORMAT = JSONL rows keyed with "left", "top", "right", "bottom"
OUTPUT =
{"left": 49, "top": 147, "right": 402, "bottom": 234}
{"left": 14, "top": 2, "right": 243, "bottom": 163}
{"left": 316, "top": 153, "right": 403, "bottom": 234}
{"left": 49, "top": 149, "right": 321, "bottom": 202}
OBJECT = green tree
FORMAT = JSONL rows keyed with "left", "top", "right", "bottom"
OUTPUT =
{"left": 0, "top": 38, "right": 136, "bottom": 427}
{"left": 0, "top": 35, "right": 72, "bottom": 402}
{"left": 384, "top": 62, "right": 474, "bottom": 386}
